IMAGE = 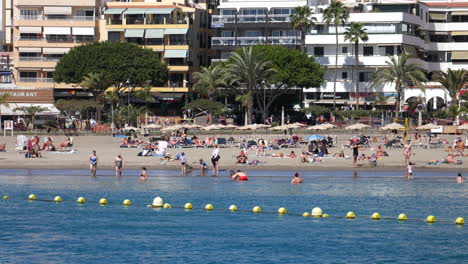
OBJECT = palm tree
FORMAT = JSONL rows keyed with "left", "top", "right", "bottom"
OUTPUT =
{"left": 371, "top": 53, "right": 426, "bottom": 119}
{"left": 13, "top": 106, "right": 47, "bottom": 130}
{"left": 434, "top": 69, "right": 468, "bottom": 124}
{"left": 227, "top": 47, "right": 275, "bottom": 124}
{"left": 290, "top": 5, "right": 317, "bottom": 53}
{"left": 323, "top": 0, "right": 349, "bottom": 108}
{"left": 192, "top": 64, "right": 227, "bottom": 99}
{"left": 80, "top": 72, "right": 113, "bottom": 123}
{"left": 103, "top": 89, "right": 120, "bottom": 128}
{"left": 344, "top": 22, "right": 368, "bottom": 110}
{"left": 0, "top": 93, "right": 10, "bottom": 131}
{"left": 136, "top": 85, "right": 156, "bottom": 127}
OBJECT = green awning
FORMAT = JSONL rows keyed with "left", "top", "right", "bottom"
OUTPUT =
{"left": 125, "top": 29, "right": 145, "bottom": 38}
{"left": 145, "top": 29, "right": 164, "bottom": 38}
{"left": 164, "top": 49, "right": 188, "bottom": 58}
{"left": 145, "top": 8, "right": 174, "bottom": 15}
{"left": 124, "top": 8, "right": 147, "bottom": 15}
{"left": 164, "top": 28, "right": 188, "bottom": 35}
{"left": 104, "top": 8, "right": 126, "bottom": 15}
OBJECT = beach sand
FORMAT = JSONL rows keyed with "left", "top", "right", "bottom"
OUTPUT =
{"left": 0, "top": 134, "right": 466, "bottom": 174}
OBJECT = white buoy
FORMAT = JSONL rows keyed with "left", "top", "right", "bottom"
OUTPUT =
{"left": 152, "top": 197, "right": 163, "bottom": 207}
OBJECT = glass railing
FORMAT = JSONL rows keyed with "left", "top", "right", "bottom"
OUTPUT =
{"left": 211, "top": 14, "right": 291, "bottom": 24}
{"left": 212, "top": 36, "right": 300, "bottom": 46}
{"left": 18, "top": 77, "right": 55, "bottom": 83}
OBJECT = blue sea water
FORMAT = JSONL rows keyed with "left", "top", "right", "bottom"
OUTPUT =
{"left": 0, "top": 170, "right": 466, "bottom": 264}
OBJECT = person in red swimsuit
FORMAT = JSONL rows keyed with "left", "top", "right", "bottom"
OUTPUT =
{"left": 230, "top": 170, "right": 248, "bottom": 181}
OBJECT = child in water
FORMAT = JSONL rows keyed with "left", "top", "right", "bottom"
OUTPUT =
{"left": 457, "top": 172, "right": 464, "bottom": 184}
{"left": 406, "top": 162, "right": 414, "bottom": 179}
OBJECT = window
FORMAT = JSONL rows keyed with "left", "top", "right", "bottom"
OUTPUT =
{"left": 342, "top": 47, "right": 348, "bottom": 53}
{"left": 385, "top": 46, "right": 394, "bottom": 56}
{"left": 221, "top": 31, "right": 234, "bottom": 37}
{"left": 241, "top": 9, "right": 266, "bottom": 15}
{"left": 108, "top": 32, "right": 121, "bottom": 42}
{"left": 169, "top": 35, "right": 186, "bottom": 45}
{"left": 77, "top": 9, "right": 94, "bottom": 17}
{"left": 221, "top": 9, "right": 236, "bottom": 16}
{"left": 342, "top": 72, "right": 348, "bottom": 79}
{"left": 359, "top": 72, "right": 373, "bottom": 82}
{"left": 272, "top": 9, "right": 291, "bottom": 15}
{"left": 19, "top": 71, "right": 37, "bottom": 78}
{"left": 20, "top": 9, "right": 39, "bottom": 19}
{"left": 245, "top": 31, "right": 262, "bottom": 37}
{"left": 314, "top": 47, "right": 324, "bottom": 56}
{"left": 363, "top": 46, "right": 374, "bottom": 56}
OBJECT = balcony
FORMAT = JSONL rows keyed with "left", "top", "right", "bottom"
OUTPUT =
{"left": 19, "top": 57, "right": 61, "bottom": 62}
{"left": 212, "top": 36, "right": 300, "bottom": 46}
{"left": 17, "top": 15, "right": 95, "bottom": 21}
{"left": 18, "top": 77, "right": 54, "bottom": 83}
{"left": 211, "top": 14, "right": 291, "bottom": 25}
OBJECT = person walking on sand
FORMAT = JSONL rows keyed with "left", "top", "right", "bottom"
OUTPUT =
{"left": 114, "top": 154, "right": 123, "bottom": 177}
{"left": 89, "top": 150, "right": 98, "bottom": 176}
{"left": 291, "top": 172, "right": 303, "bottom": 184}
{"left": 180, "top": 152, "right": 187, "bottom": 174}
{"left": 211, "top": 145, "right": 220, "bottom": 175}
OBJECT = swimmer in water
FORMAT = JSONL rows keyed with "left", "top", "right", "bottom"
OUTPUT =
{"left": 291, "top": 172, "right": 303, "bottom": 184}
{"left": 140, "top": 167, "right": 147, "bottom": 181}
{"left": 230, "top": 170, "right": 248, "bottom": 181}
{"left": 457, "top": 172, "right": 464, "bottom": 184}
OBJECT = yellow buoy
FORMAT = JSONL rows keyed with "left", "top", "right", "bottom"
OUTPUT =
{"left": 455, "top": 217, "right": 464, "bottom": 225}
{"left": 205, "top": 204, "right": 214, "bottom": 210}
{"left": 346, "top": 211, "right": 355, "bottom": 219}
{"left": 278, "top": 207, "right": 287, "bottom": 215}
{"left": 184, "top": 203, "right": 193, "bottom": 210}
{"left": 123, "top": 199, "right": 131, "bottom": 206}
{"left": 322, "top": 214, "right": 330, "bottom": 218}
{"left": 28, "top": 194, "right": 36, "bottom": 200}
{"left": 99, "top": 198, "right": 108, "bottom": 205}
{"left": 76, "top": 197, "right": 86, "bottom": 203}
{"left": 311, "top": 207, "right": 323, "bottom": 217}
{"left": 398, "top": 213, "right": 407, "bottom": 221}
{"left": 54, "top": 196, "right": 62, "bottom": 202}
{"left": 163, "top": 203, "right": 171, "bottom": 208}
{"left": 426, "top": 215, "right": 436, "bottom": 223}
{"left": 252, "top": 206, "right": 261, "bottom": 213}
{"left": 2, "top": 196, "right": 9, "bottom": 199}
{"left": 371, "top": 212, "right": 381, "bottom": 220}
{"left": 229, "top": 205, "right": 238, "bottom": 211}
{"left": 152, "top": 197, "right": 163, "bottom": 207}
{"left": 302, "top": 212, "right": 310, "bottom": 217}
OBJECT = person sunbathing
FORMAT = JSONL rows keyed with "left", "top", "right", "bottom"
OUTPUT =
{"left": 444, "top": 154, "right": 456, "bottom": 164}
{"left": 446, "top": 146, "right": 454, "bottom": 152}
{"left": 236, "top": 150, "right": 248, "bottom": 164}
{"left": 376, "top": 145, "right": 386, "bottom": 157}
{"left": 288, "top": 151, "right": 297, "bottom": 158}
{"left": 271, "top": 153, "right": 284, "bottom": 158}
{"left": 0, "top": 143, "right": 5, "bottom": 152}
{"left": 58, "top": 137, "right": 71, "bottom": 151}
{"left": 42, "top": 137, "right": 54, "bottom": 151}
{"left": 300, "top": 152, "right": 308, "bottom": 162}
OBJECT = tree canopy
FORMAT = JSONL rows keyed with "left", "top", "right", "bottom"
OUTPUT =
{"left": 54, "top": 42, "right": 168, "bottom": 88}
{"left": 183, "top": 99, "right": 225, "bottom": 117}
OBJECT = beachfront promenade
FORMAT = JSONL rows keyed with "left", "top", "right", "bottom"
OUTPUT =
{"left": 0, "top": 134, "right": 466, "bottom": 173}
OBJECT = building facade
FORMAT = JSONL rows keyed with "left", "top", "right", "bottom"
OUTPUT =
{"left": 304, "top": 0, "right": 468, "bottom": 111}
{"left": 210, "top": 0, "right": 307, "bottom": 61}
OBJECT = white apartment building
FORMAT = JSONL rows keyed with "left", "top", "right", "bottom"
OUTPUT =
{"left": 211, "top": 0, "right": 307, "bottom": 61}
{"left": 304, "top": 0, "right": 468, "bottom": 111}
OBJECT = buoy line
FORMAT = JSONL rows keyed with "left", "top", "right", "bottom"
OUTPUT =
{"left": 1, "top": 195, "right": 465, "bottom": 226}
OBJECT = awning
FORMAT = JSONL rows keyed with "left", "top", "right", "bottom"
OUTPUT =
{"left": 42, "top": 68, "right": 55, "bottom": 72}
{"left": 44, "top": 27, "right": 71, "bottom": 35}
{"left": 123, "top": 8, "right": 147, "bottom": 15}
{"left": 104, "top": 8, "right": 126, "bottom": 15}
{"left": 44, "top": 6, "right": 72, "bottom": 16}
{"left": 145, "top": 29, "right": 164, "bottom": 38}
{"left": 72, "top": 27, "right": 94, "bottom": 35}
{"left": 125, "top": 29, "right": 145, "bottom": 38}
{"left": 19, "top": 27, "right": 41, "bottom": 34}
{"left": 0, "top": 103, "right": 60, "bottom": 116}
{"left": 310, "top": 100, "right": 347, "bottom": 105}
{"left": 145, "top": 8, "right": 174, "bottom": 15}
{"left": 429, "top": 12, "right": 447, "bottom": 20}
{"left": 17, "top": 68, "right": 41, "bottom": 71}
{"left": 452, "top": 11, "right": 468, "bottom": 16}
{"left": 156, "top": 93, "right": 184, "bottom": 100}
{"left": 107, "top": 28, "right": 124, "bottom": 32}
{"left": 452, "top": 51, "right": 468, "bottom": 60}
{"left": 164, "top": 49, "right": 188, "bottom": 58}
{"left": 42, "top": 48, "right": 70, "bottom": 54}
{"left": 164, "top": 28, "right": 188, "bottom": 35}
{"left": 432, "top": 31, "right": 448, "bottom": 35}
{"left": 451, "top": 31, "right": 468, "bottom": 36}
{"left": 18, "top": 47, "right": 41, "bottom": 53}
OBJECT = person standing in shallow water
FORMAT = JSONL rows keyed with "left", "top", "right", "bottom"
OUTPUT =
{"left": 291, "top": 172, "right": 303, "bottom": 184}
{"left": 457, "top": 172, "right": 464, "bottom": 184}
{"left": 89, "top": 150, "right": 98, "bottom": 176}
{"left": 114, "top": 154, "right": 123, "bottom": 177}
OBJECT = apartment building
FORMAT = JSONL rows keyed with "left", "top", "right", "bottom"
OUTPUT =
{"left": 102, "top": 0, "right": 212, "bottom": 104}
{"left": 210, "top": 0, "right": 307, "bottom": 61}
{"left": 12, "top": 0, "right": 99, "bottom": 103}
{"left": 304, "top": 0, "right": 468, "bottom": 111}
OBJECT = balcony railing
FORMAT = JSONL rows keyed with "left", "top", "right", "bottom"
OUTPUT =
{"left": 18, "top": 56, "right": 61, "bottom": 62}
{"left": 17, "top": 15, "right": 95, "bottom": 21}
{"left": 17, "top": 36, "right": 96, "bottom": 43}
{"left": 212, "top": 36, "right": 300, "bottom": 46}
{"left": 211, "top": 14, "right": 291, "bottom": 25}
{"left": 18, "top": 77, "right": 54, "bottom": 83}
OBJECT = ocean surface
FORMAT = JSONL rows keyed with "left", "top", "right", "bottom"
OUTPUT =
{"left": 0, "top": 169, "right": 466, "bottom": 264}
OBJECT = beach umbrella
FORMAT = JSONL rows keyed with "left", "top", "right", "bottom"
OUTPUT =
{"left": 381, "top": 123, "right": 405, "bottom": 131}
{"left": 305, "top": 134, "right": 325, "bottom": 141}
{"left": 290, "top": 122, "right": 307, "bottom": 128}
{"left": 143, "top": 123, "right": 162, "bottom": 129}
{"left": 345, "top": 123, "right": 370, "bottom": 130}
{"left": 416, "top": 124, "right": 440, "bottom": 130}
{"left": 161, "top": 125, "right": 183, "bottom": 132}
{"left": 203, "top": 124, "right": 227, "bottom": 131}
{"left": 307, "top": 125, "right": 328, "bottom": 130}
{"left": 225, "top": 124, "right": 239, "bottom": 129}
{"left": 321, "top": 123, "right": 336, "bottom": 129}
